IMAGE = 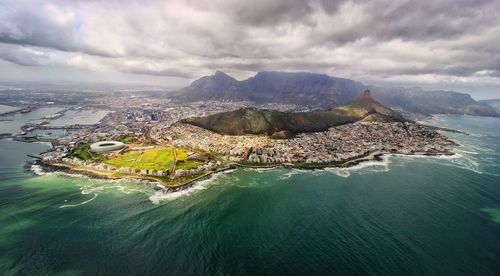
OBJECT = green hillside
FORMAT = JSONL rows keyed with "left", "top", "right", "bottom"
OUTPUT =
{"left": 183, "top": 90, "right": 405, "bottom": 136}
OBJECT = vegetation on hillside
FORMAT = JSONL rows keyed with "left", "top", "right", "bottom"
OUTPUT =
{"left": 183, "top": 90, "right": 405, "bottom": 136}
{"left": 173, "top": 70, "right": 499, "bottom": 116}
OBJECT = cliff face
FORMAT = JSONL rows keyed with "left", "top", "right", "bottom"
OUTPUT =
{"left": 182, "top": 90, "right": 406, "bottom": 136}
{"left": 173, "top": 71, "right": 499, "bottom": 117}
{"left": 243, "top": 72, "right": 365, "bottom": 105}
{"left": 176, "top": 71, "right": 248, "bottom": 101}
{"left": 174, "top": 71, "right": 365, "bottom": 107}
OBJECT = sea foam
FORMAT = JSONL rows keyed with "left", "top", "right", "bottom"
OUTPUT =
{"left": 30, "top": 164, "right": 46, "bottom": 176}
{"left": 324, "top": 154, "right": 391, "bottom": 178}
{"left": 148, "top": 169, "right": 236, "bottom": 204}
{"left": 60, "top": 193, "right": 98, "bottom": 208}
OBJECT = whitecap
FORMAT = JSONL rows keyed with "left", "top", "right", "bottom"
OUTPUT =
{"left": 59, "top": 193, "right": 98, "bottom": 208}
{"left": 148, "top": 169, "right": 235, "bottom": 204}
{"left": 395, "top": 152, "right": 462, "bottom": 160}
{"left": 149, "top": 180, "right": 210, "bottom": 204}
{"left": 455, "top": 149, "right": 479, "bottom": 155}
{"left": 242, "top": 167, "right": 275, "bottom": 173}
{"left": 332, "top": 170, "right": 350, "bottom": 178}
{"left": 110, "top": 184, "right": 145, "bottom": 194}
{"left": 30, "top": 164, "right": 46, "bottom": 176}
{"left": 324, "top": 154, "right": 391, "bottom": 177}
{"left": 469, "top": 133, "right": 488, "bottom": 137}
{"left": 279, "top": 170, "right": 302, "bottom": 180}
{"left": 81, "top": 186, "right": 105, "bottom": 194}
{"left": 236, "top": 179, "right": 260, "bottom": 188}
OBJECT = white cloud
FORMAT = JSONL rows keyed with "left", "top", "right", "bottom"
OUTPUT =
{"left": 0, "top": 0, "right": 499, "bottom": 97}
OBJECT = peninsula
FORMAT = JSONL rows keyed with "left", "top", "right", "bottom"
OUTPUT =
{"left": 32, "top": 90, "right": 456, "bottom": 192}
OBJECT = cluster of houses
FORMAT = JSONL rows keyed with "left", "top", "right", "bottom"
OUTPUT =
{"left": 155, "top": 121, "right": 454, "bottom": 165}
{"left": 60, "top": 156, "right": 224, "bottom": 179}
{"left": 252, "top": 122, "right": 454, "bottom": 164}
{"left": 41, "top": 145, "right": 71, "bottom": 162}
{"left": 175, "top": 160, "right": 222, "bottom": 177}
{"left": 155, "top": 124, "right": 270, "bottom": 161}
{"left": 56, "top": 120, "right": 454, "bottom": 177}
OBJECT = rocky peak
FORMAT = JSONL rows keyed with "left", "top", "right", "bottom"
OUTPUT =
{"left": 214, "top": 70, "right": 233, "bottom": 79}
{"left": 359, "top": 89, "right": 373, "bottom": 99}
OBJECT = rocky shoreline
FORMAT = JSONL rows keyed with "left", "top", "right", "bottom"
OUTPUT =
{"left": 37, "top": 160, "right": 237, "bottom": 193}
{"left": 238, "top": 149, "right": 454, "bottom": 170}
{"left": 35, "top": 149, "right": 454, "bottom": 194}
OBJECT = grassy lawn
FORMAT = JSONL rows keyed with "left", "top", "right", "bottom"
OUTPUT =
{"left": 71, "top": 144, "right": 104, "bottom": 161}
{"left": 121, "top": 135, "right": 136, "bottom": 143}
{"left": 105, "top": 147, "right": 198, "bottom": 171}
{"left": 176, "top": 159, "right": 200, "bottom": 170}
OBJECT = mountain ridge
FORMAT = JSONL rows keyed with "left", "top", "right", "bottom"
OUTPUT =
{"left": 478, "top": 99, "right": 500, "bottom": 113}
{"left": 172, "top": 71, "right": 499, "bottom": 117}
{"left": 182, "top": 90, "right": 405, "bottom": 136}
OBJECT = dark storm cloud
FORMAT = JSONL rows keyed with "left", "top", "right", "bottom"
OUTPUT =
{"left": 0, "top": 0, "right": 499, "bottom": 95}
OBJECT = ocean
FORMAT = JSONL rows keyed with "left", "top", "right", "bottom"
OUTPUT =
{"left": 0, "top": 115, "right": 499, "bottom": 275}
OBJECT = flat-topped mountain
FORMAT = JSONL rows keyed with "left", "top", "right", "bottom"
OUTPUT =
{"left": 174, "top": 71, "right": 364, "bottom": 106}
{"left": 172, "top": 71, "right": 499, "bottom": 117}
{"left": 182, "top": 90, "right": 405, "bottom": 136}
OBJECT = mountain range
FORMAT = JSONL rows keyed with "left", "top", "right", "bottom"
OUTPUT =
{"left": 478, "top": 99, "right": 500, "bottom": 113}
{"left": 182, "top": 90, "right": 405, "bottom": 136}
{"left": 172, "top": 71, "right": 499, "bottom": 117}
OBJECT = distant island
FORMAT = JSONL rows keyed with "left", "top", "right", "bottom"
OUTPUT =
{"left": 35, "top": 90, "right": 457, "bottom": 192}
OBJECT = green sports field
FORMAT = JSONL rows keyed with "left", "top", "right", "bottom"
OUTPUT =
{"left": 105, "top": 147, "right": 199, "bottom": 171}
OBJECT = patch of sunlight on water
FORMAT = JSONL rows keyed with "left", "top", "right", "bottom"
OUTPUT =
{"left": 481, "top": 208, "right": 500, "bottom": 224}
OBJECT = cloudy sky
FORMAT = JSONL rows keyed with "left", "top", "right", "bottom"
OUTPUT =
{"left": 0, "top": 0, "right": 499, "bottom": 98}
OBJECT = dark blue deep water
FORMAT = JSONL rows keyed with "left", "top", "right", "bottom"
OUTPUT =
{"left": 0, "top": 115, "right": 499, "bottom": 275}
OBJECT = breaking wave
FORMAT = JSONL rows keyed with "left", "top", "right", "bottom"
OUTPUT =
{"left": 60, "top": 193, "right": 98, "bottom": 208}
{"left": 279, "top": 169, "right": 305, "bottom": 180}
{"left": 149, "top": 169, "right": 237, "bottom": 204}
{"left": 324, "top": 154, "right": 391, "bottom": 178}
{"left": 30, "top": 164, "right": 46, "bottom": 176}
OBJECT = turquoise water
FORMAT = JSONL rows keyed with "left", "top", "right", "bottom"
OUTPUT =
{"left": 0, "top": 115, "right": 499, "bottom": 275}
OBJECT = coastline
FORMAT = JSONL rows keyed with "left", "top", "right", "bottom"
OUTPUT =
{"left": 38, "top": 161, "right": 236, "bottom": 193}
{"left": 238, "top": 149, "right": 454, "bottom": 170}
{"left": 37, "top": 149, "right": 454, "bottom": 193}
